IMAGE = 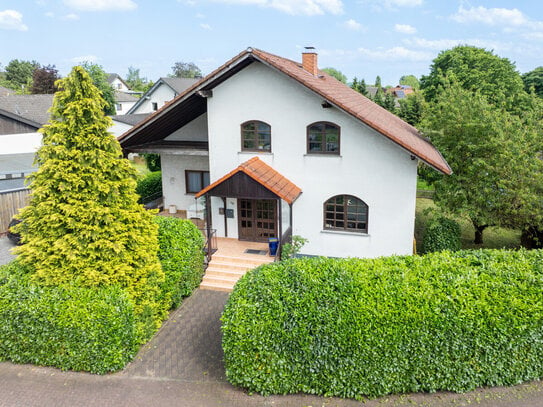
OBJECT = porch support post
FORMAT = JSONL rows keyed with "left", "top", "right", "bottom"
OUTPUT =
{"left": 205, "top": 193, "right": 212, "bottom": 240}
{"left": 278, "top": 198, "right": 282, "bottom": 241}
{"left": 222, "top": 196, "right": 228, "bottom": 238}
{"left": 289, "top": 203, "right": 293, "bottom": 233}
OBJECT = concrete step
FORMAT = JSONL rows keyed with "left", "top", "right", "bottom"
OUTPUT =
{"left": 199, "top": 281, "right": 234, "bottom": 292}
{"left": 205, "top": 268, "right": 247, "bottom": 279}
{"left": 206, "top": 261, "right": 253, "bottom": 272}
{"left": 211, "top": 255, "right": 274, "bottom": 266}
{"left": 202, "top": 276, "right": 239, "bottom": 287}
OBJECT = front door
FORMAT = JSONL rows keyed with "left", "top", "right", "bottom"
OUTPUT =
{"left": 238, "top": 199, "right": 277, "bottom": 242}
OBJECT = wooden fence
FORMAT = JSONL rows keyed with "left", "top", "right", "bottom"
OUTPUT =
{"left": 0, "top": 188, "right": 30, "bottom": 234}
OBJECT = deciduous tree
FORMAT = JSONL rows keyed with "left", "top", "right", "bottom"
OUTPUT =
{"left": 522, "top": 67, "right": 543, "bottom": 98}
{"left": 80, "top": 62, "right": 116, "bottom": 115}
{"left": 170, "top": 61, "right": 201, "bottom": 78}
{"left": 31, "top": 64, "right": 60, "bottom": 94}
{"left": 4, "top": 59, "right": 39, "bottom": 92}
{"left": 399, "top": 74, "right": 420, "bottom": 90}
{"left": 322, "top": 67, "right": 347, "bottom": 83}
{"left": 421, "top": 81, "right": 543, "bottom": 244}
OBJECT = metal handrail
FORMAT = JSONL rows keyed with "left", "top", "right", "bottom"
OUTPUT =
{"left": 199, "top": 228, "right": 217, "bottom": 263}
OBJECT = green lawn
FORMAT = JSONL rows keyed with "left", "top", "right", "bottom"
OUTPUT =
{"left": 415, "top": 198, "right": 521, "bottom": 251}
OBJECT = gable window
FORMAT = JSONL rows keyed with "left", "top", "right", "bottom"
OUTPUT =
{"left": 324, "top": 195, "right": 368, "bottom": 233}
{"left": 116, "top": 103, "right": 122, "bottom": 111}
{"left": 241, "top": 121, "right": 271, "bottom": 152}
{"left": 307, "top": 122, "right": 340, "bottom": 154}
{"left": 152, "top": 102, "right": 158, "bottom": 111}
{"left": 185, "top": 170, "right": 210, "bottom": 194}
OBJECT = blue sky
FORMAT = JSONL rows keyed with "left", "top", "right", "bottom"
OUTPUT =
{"left": 1, "top": 0, "right": 542, "bottom": 86}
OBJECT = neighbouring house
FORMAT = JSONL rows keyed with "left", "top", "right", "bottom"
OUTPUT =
{"left": 113, "top": 91, "right": 139, "bottom": 115}
{"left": 387, "top": 85, "right": 415, "bottom": 99}
{"left": 127, "top": 77, "right": 199, "bottom": 114}
{"left": 0, "top": 86, "right": 13, "bottom": 96}
{"left": 109, "top": 113, "right": 150, "bottom": 138}
{"left": 107, "top": 73, "right": 131, "bottom": 92}
{"left": 119, "top": 47, "right": 450, "bottom": 259}
{"left": 0, "top": 94, "right": 53, "bottom": 190}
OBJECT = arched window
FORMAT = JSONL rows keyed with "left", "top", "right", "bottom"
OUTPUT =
{"left": 241, "top": 120, "right": 271, "bottom": 152}
{"left": 307, "top": 122, "right": 340, "bottom": 154}
{"left": 324, "top": 195, "right": 368, "bottom": 233}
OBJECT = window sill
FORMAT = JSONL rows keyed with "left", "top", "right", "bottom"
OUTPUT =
{"left": 321, "top": 229, "right": 369, "bottom": 237}
{"left": 304, "top": 154, "right": 342, "bottom": 158}
{"left": 238, "top": 151, "right": 274, "bottom": 156}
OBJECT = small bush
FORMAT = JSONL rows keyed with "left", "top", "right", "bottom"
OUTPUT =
{"left": 142, "top": 153, "right": 161, "bottom": 172}
{"left": 155, "top": 217, "right": 205, "bottom": 309}
{"left": 222, "top": 249, "right": 543, "bottom": 399}
{"left": 136, "top": 171, "right": 162, "bottom": 204}
{"left": 0, "top": 261, "right": 137, "bottom": 374}
{"left": 422, "top": 216, "right": 461, "bottom": 253}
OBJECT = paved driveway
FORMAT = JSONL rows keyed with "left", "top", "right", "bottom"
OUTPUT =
{"left": 1, "top": 237, "right": 542, "bottom": 406}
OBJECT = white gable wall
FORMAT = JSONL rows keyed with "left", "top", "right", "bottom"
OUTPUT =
{"left": 206, "top": 62, "right": 418, "bottom": 258}
{"left": 131, "top": 83, "right": 177, "bottom": 114}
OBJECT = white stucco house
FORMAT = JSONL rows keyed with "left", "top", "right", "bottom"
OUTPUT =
{"left": 119, "top": 48, "right": 450, "bottom": 259}
{"left": 127, "top": 77, "right": 199, "bottom": 114}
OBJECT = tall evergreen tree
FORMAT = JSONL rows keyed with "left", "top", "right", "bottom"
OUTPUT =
{"left": 15, "top": 66, "right": 165, "bottom": 341}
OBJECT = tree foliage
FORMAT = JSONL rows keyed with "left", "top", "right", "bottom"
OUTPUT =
{"left": 3, "top": 59, "right": 40, "bottom": 92}
{"left": 421, "top": 81, "right": 543, "bottom": 244}
{"left": 125, "top": 66, "right": 152, "bottom": 93}
{"left": 399, "top": 74, "right": 420, "bottom": 90}
{"left": 522, "top": 67, "right": 543, "bottom": 98}
{"left": 398, "top": 92, "right": 425, "bottom": 126}
{"left": 80, "top": 62, "right": 116, "bottom": 115}
{"left": 31, "top": 64, "right": 60, "bottom": 94}
{"left": 15, "top": 66, "right": 165, "bottom": 341}
{"left": 420, "top": 46, "right": 524, "bottom": 109}
{"left": 350, "top": 77, "right": 368, "bottom": 96}
{"left": 170, "top": 61, "right": 202, "bottom": 78}
{"left": 322, "top": 67, "right": 347, "bottom": 83}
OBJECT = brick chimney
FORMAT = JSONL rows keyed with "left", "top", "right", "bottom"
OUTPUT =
{"left": 302, "top": 47, "right": 318, "bottom": 76}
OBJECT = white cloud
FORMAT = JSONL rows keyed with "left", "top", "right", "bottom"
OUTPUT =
{"left": 62, "top": 13, "right": 80, "bottom": 20}
{"left": 200, "top": 23, "right": 211, "bottom": 30}
{"left": 63, "top": 0, "right": 137, "bottom": 11}
{"left": 45, "top": 11, "right": 55, "bottom": 18}
{"left": 360, "top": 0, "right": 422, "bottom": 11}
{"left": 403, "top": 37, "right": 514, "bottom": 52}
{"left": 71, "top": 55, "right": 99, "bottom": 64}
{"left": 451, "top": 6, "right": 527, "bottom": 26}
{"left": 344, "top": 18, "right": 363, "bottom": 31}
{"left": 196, "top": 13, "right": 205, "bottom": 18}
{"left": 212, "top": 0, "right": 343, "bottom": 16}
{"left": 0, "top": 9, "right": 28, "bottom": 31}
{"left": 394, "top": 23, "right": 416, "bottom": 34}
{"left": 357, "top": 46, "right": 431, "bottom": 61}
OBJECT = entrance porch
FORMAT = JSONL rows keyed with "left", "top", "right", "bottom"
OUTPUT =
{"left": 200, "top": 237, "right": 274, "bottom": 292}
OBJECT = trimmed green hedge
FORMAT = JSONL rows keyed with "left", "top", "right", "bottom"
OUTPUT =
{"left": 422, "top": 216, "right": 461, "bottom": 253}
{"left": 155, "top": 216, "right": 205, "bottom": 309}
{"left": 222, "top": 250, "right": 543, "bottom": 399}
{"left": 136, "top": 171, "right": 162, "bottom": 204}
{"left": 0, "top": 261, "right": 137, "bottom": 373}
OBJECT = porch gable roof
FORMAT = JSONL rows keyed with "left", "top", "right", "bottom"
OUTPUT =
{"left": 196, "top": 157, "right": 302, "bottom": 205}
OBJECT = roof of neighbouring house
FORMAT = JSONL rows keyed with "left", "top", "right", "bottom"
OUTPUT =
{"left": 114, "top": 91, "right": 139, "bottom": 103}
{"left": 0, "top": 86, "right": 13, "bottom": 96}
{"left": 0, "top": 94, "right": 54, "bottom": 128}
{"left": 126, "top": 77, "right": 199, "bottom": 114}
{"left": 120, "top": 47, "right": 451, "bottom": 175}
{"left": 196, "top": 157, "right": 302, "bottom": 204}
{"left": 110, "top": 113, "right": 150, "bottom": 126}
{"left": 160, "top": 77, "right": 200, "bottom": 94}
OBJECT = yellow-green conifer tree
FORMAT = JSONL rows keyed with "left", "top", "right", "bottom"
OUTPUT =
{"left": 15, "top": 66, "right": 165, "bottom": 341}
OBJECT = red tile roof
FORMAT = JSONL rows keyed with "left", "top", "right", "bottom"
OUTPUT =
{"left": 250, "top": 48, "right": 450, "bottom": 175}
{"left": 120, "top": 47, "right": 451, "bottom": 175}
{"left": 195, "top": 157, "right": 302, "bottom": 205}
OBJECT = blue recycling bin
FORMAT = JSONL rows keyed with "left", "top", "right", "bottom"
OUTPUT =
{"left": 268, "top": 237, "right": 279, "bottom": 256}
